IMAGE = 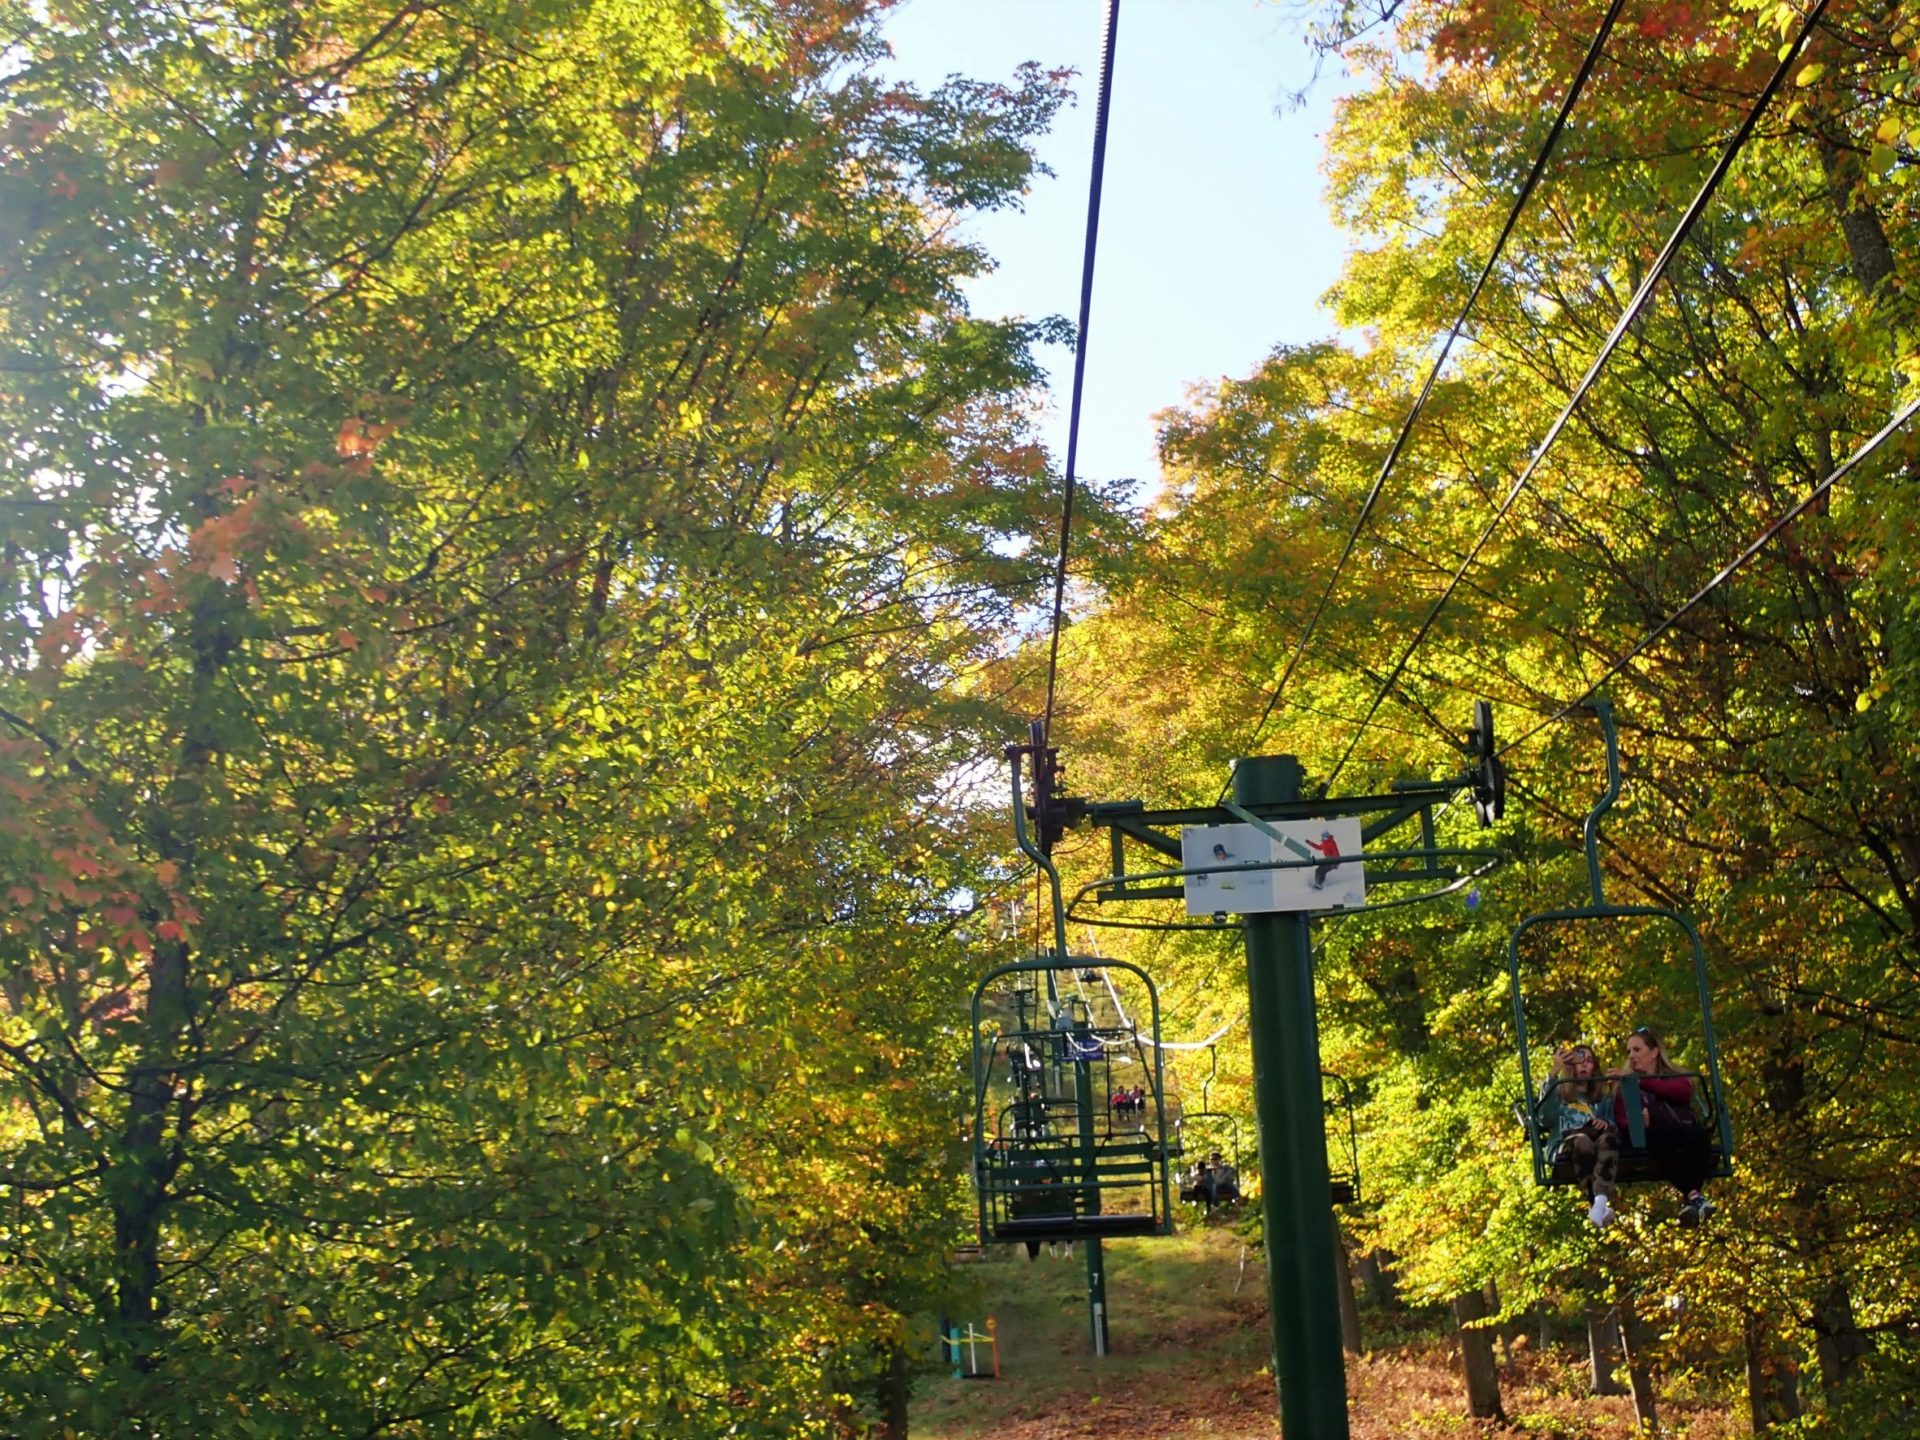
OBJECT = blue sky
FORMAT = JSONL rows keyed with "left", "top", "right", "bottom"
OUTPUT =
{"left": 880, "top": 0, "right": 1354, "bottom": 497}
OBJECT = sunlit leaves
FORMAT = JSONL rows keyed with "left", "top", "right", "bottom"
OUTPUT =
{"left": 1, "top": 0, "right": 1064, "bottom": 1431}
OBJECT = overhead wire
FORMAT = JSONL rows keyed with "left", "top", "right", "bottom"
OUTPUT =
{"left": 1040, "top": 0, "right": 1123, "bottom": 748}
{"left": 1320, "top": 0, "right": 1834, "bottom": 795}
{"left": 1219, "top": 0, "right": 1631, "bottom": 797}
{"left": 1097, "top": 964, "right": 1243, "bottom": 1051}
{"left": 1499, "top": 390, "right": 1920, "bottom": 758}
{"left": 1073, "top": 930, "right": 1246, "bottom": 1050}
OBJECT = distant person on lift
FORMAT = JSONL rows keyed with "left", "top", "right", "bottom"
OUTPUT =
{"left": 1305, "top": 830, "right": 1341, "bottom": 889}
{"left": 1202, "top": 1151, "right": 1240, "bottom": 1210}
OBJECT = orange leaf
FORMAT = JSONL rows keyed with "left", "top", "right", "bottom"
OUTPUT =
{"left": 336, "top": 417, "right": 376, "bottom": 457}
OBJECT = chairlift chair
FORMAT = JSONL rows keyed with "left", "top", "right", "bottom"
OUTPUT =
{"left": 1507, "top": 700, "right": 1735, "bottom": 1187}
{"left": 1163, "top": 1046, "right": 1247, "bottom": 1212}
{"left": 1323, "top": 1070, "right": 1363, "bottom": 1205}
{"left": 972, "top": 957, "right": 1176, "bottom": 1243}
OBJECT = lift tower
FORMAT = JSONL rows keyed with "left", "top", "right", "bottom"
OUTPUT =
{"left": 1010, "top": 706, "right": 1503, "bottom": 1440}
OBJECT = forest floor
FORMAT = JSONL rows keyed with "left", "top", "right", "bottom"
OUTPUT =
{"left": 913, "top": 1224, "right": 1742, "bottom": 1440}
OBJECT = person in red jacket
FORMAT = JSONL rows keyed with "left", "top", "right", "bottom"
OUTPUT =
{"left": 1613, "top": 1025, "right": 1716, "bottom": 1226}
{"left": 1304, "top": 830, "right": 1341, "bottom": 890}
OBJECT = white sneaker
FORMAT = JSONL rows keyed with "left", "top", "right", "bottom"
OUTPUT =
{"left": 1588, "top": 1194, "right": 1615, "bottom": 1228}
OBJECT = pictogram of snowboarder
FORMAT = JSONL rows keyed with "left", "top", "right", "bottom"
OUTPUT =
{"left": 1305, "top": 830, "right": 1341, "bottom": 890}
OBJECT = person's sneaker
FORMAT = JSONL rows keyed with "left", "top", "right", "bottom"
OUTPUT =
{"left": 1679, "top": 1192, "right": 1712, "bottom": 1227}
{"left": 1588, "top": 1194, "right": 1615, "bottom": 1228}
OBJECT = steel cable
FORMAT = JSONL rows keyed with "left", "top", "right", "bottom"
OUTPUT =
{"left": 1222, "top": 0, "right": 1631, "bottom": 794}
{"left": 1040, "top": 0, "right": 1123, "bottom": 747}
{"left": 1321, "top": 0, "right": 1833, "bottom": 794}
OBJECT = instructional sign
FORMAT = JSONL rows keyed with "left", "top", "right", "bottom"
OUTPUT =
{"left": 1181, "top": 818, "right": 1366, "bottom": 915}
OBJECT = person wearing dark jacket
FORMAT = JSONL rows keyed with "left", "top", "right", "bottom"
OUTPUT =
{"left": 1614, "top": 1025, "right": 1716, "bottom": 1226}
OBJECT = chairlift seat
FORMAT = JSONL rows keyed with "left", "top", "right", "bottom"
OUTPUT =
{"left": 1545, "top": 1145, "right": 1729, "bottom": 1188}
{"left": 1503, "top": 701, "right": 1737, "bottom": 1189}
{"left": 973, "top": 957, "right": 1177, "bottom": 1244}
{"left": 993, "top": 1211, "right": 1163, "bottom": 1241}
{"left": 1519, "top": 1073, "right": 1733, "bottom": 1188}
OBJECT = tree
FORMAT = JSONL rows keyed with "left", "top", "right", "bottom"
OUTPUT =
{"left": 1, "top": 0, "right": 1073, "bottom": 1430}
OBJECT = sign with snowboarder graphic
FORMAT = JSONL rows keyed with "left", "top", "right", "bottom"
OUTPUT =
{"left": 1180, "top": 817, "right": 1367, "bottom": 915}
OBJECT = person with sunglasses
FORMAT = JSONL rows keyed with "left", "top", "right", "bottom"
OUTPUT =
{"left": 1613, "top": 1025, "right": 1716, "bottom": 1226}
{"left": 1536, "top": 1043, "right": 1620, "bottom": 1226}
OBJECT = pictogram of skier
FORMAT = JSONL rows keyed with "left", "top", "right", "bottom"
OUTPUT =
{"left": 1211, "top": 841, "right": 1236, "bottom": 891}
{"left": 1305, "top": 830, "right": 1341, "bottom": 890}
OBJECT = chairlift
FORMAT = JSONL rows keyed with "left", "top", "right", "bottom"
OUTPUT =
{"left": 1168, "top": 1046, "right": 1247, "bottom": 1211}
{"left": 1507, "top": 700, "right": 1734, "bottom": 1187}
{"left": 972, "top": 957, "right": 1176, "bottom": 1243}
{"left": 1167, "top": 1045, "right": 1241, "bottom": 1161}
{"left": 1323, "top": 1070, "right": 1362, "bottom": 1205}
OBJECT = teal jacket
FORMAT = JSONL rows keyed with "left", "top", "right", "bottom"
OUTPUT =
{"left": 1535, "top": 1075, "right": 1609, "bottom": 1144}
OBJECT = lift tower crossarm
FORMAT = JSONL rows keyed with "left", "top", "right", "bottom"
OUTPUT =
{"left": 1083, "top": 773, "right": 1481, "bottom": 907}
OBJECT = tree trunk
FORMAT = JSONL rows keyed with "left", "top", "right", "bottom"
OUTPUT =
{"left": 1618, "top": 1297, "right": 1660, "bottom": 1435}
{"left": 1333, "top": 1218, "right": 1363, "bottom": 1356}
{"left": 877, "top": 1338, "right": 911, "bottom": 1440}
{"left": 1588, "top": 1310, "right": 1626, "bottom": 1397}
{"left": 1760, "top": 1027, "right": 1866, "bottom": 1403}
{"left": 1744, "top": 1313, "right": 1802, "bottom": 1432}
{"left": 1812, "top": 1282, "right": 1871, "bottom": 1394}
{"left": 1815, "top": 133, "right": 1898, "bottom": 302}
{"left": 1356, "top": 1249, "right": 1399, "bottom": 1310}
{"left": 112, "top": 584, "right": 238, "bottom": 1365}
{"left": 1451, "top": 1289, "right": 1506, "bottom": 1422}
{"left": 1484, "top": 1280, "right": 1515, "bottom": 1369}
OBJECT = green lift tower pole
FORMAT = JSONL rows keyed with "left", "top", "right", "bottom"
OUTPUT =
{"left": 1235, "top": 755, "right": 1349, "bottom": 1440}
{"left": 1042, "top": 969, "right": 1108, "bottom": 1356}
{"left": 1068, "top": 701, "right": 1503, "bottom": 1431}
{"left": 1073, "top": 1022, "right": 1109, "bottom": 1355}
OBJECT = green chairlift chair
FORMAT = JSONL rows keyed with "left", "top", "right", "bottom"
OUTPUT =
{"left": 973, "top": 956, "right": 1176, "bottom": 1244}
{"left": 1323, "top": 1070, "right": 1363, "bottom": 1205}
{"left": 1507, "top": 700, "right": 1735, "bottom": 1186}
